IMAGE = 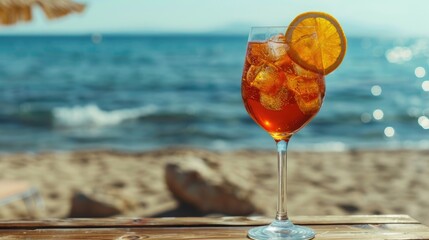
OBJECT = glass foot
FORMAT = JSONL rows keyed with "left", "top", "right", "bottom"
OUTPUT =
{"left": 248, "top": 219, "right": 315, "bottom": 240}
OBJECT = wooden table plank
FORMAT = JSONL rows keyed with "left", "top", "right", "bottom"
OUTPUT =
{"left": 0, "top": 215, "right": 419, "bottom": 229}
{"left": 0, "top": 215, "right": 427, "bottom": 240}
{"left": 1, "top": 225, "right": 429, "bottom": 240}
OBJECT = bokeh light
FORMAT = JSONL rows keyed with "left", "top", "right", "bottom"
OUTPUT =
{"left": 360, "top": 113, "right": 372, "bottom": 123}
{"left": 422, "top": 81, "right": 429, "bottom": 91}
{"left": 384, "top": 127, "right": 395, "bottom": 137}
{"left": 385, "top": 47, "right": 412, "bottom": 63}
{"left": 418, "top": 116, "right": 429, "bottom": 129}
{"left": 415, "top": 66, "right": 426, "bottom": 78}
{"left": 373, "top": 109, "right": 384, "bottom": 120}
{"left": 407, "top": 107, "right": 421, "bottom": 117}
{"left": 371, "top": 85, "right": 382, "bottom": 96}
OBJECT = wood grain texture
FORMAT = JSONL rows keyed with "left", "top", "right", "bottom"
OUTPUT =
{"left": 0, "top": 215, "right": 419, "bottom": 228}
{"left": 0, "top": 215, "right": 428, "bottom": 240}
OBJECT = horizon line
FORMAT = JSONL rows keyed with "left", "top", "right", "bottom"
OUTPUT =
{"left": 0, "top": 32, "right": 426, "bottom": 39}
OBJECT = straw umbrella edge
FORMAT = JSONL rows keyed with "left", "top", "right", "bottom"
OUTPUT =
{"left": 0, "top": 0, "right": 85, "bottom": 25}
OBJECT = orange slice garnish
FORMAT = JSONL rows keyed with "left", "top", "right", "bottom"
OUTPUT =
{"left": 285, "top": 12, "right": 347, "bottom": 75}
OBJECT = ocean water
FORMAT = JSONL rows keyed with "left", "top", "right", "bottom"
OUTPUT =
{"left": 0, "top": 35, "right": 429, "bottom": 152}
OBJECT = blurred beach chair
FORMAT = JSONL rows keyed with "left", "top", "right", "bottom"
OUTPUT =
{"left": 0, "top": 181, "right": 44, "bottom": 218}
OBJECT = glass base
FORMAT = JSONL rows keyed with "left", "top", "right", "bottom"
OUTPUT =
{"left": 248, "top": 219, "right": 315, "bottom": 240}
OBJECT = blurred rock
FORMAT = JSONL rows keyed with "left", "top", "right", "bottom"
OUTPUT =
{"left": 165, "top": 156, "right": 256, "bottom": 215}
{"left": 68, "top": 192, "right": 121, "bottom": 218}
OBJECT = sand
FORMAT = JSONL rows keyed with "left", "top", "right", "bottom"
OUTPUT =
{"left": 0, "top": 148, "right": 428, "bottom": 225}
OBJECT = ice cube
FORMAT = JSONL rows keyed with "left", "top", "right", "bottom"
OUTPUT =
{"left": 260, "top": 88, "right": 289, "bottom": 110}
{"left": 246, "top": 65, "right": 262, "bottom": 83}
{"left": 275, "top": 54, "right": 295, "bottom": 74}
{"left": 296, "top": 95, "right": 322, "bottom": 114}
{"left": 267, "top": 34, "right": 289, "bottom": 62}
{"left": 267, "top": 42, "right": 288, "bottom": 62}
{"left": 286, "top": 75, "right": 320, "bottom": 97}
{"left": 251, "top": 64, "right": 284, "bottom": 94}
{"left": 246, "top": 42, "right": 268, "bottom": 66}
{"left": 269, "top": 33, "right": 286, "bottom": 43}
{"left": 293, "top": 62, "right": 322, "bottom": 78}
{"left": 286, "top": 75, "right": 323, "bottom": 114}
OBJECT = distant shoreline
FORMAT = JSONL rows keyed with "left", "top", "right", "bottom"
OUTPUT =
{"left": 0, "top": 33, "right": 248, "bottom": 37}
{"left": 1, "top": 145, "right": 429, "bottom": 155}
{"left": 0, "top": 34, "right": 420, "bottom": 40}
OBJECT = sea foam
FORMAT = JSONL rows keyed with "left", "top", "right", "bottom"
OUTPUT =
{"left": 52, "top": 104, "right": 157, "bottom": 128}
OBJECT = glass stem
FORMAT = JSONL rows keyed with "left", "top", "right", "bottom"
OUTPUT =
{"left": 276, "top": 140, "right": 289, "bottom": 221}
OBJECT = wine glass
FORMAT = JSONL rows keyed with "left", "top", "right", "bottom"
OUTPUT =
{"left": 242, "top": 26, "right": 325, "bottom": 240}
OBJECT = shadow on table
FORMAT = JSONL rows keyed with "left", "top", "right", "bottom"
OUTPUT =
{"left": 151, "top": 202, "right": 208, "bottom": 218}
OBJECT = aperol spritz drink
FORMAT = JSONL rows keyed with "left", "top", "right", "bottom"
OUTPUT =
{"left": 242, "top": 27, "right": 324, "bottom": 240}
{"left": 241, "top": 12, "right": 346, "bottom": 239}
{"left": 242, "top": 36, "right": 325, "bottom": 141}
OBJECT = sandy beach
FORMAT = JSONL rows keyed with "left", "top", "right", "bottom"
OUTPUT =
{"left": 0, "top": 148, "right": 428, "bottom": 225}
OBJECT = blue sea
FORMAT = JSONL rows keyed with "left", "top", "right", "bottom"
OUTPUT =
{"left": 0, "top": 34, "right": 428, "bottom": 152}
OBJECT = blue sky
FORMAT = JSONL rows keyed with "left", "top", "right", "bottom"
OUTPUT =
{"left": 1, "top": 0, "right": 428, "bottom": 37}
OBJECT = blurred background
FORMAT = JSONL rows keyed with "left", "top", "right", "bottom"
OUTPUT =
{"left": 1, "top": 0, "right": 429, "bottom": 227}
{"left": 1, "top": 0, "right": 429, "bottom": 152}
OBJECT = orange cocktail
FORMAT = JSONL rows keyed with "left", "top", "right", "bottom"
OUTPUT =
{"left": 242, "top": 39, "right": 325, "bottom": 141}
{"left": 242, "top": 12, "right": 346, "bottom": 240}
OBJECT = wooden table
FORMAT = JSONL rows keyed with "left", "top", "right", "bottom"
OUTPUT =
{"left": 0, "top": 215, "right": 428, "bottom": 239}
